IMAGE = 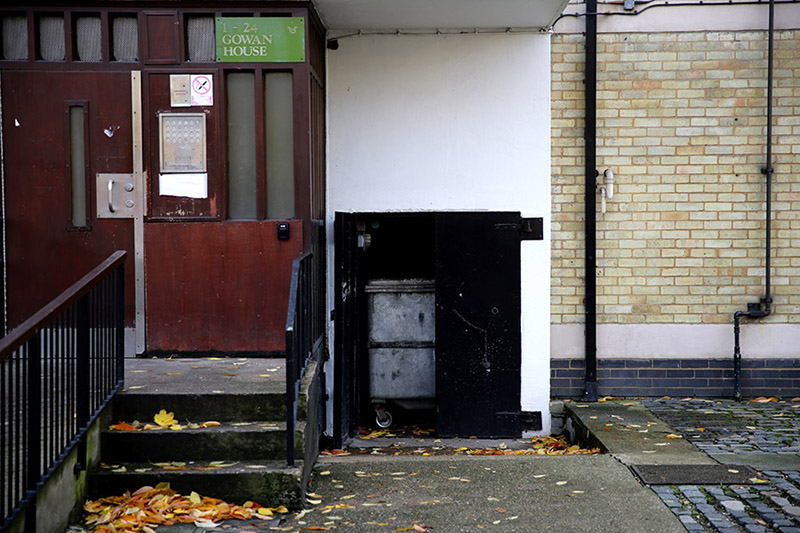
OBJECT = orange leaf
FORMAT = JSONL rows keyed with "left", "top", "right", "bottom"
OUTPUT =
{"left": 109, "top": 421, "right": 139, "bottom": 431}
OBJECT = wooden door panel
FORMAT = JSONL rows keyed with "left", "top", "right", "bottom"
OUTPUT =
{"left": 143, "top": 220, "right": 302, "bottom": 352}
{"left": 334, "top": 212, "right": 360, "bottom": 447}
{"left": 3, "top": 71, "right": 135, "bottom": 326}
{"left": 435, "top": 212, "right": 521, "bottom": 438}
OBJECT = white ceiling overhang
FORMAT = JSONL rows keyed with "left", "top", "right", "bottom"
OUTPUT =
{"left": 312, "top": 0, "right": 571, "bottom": 32}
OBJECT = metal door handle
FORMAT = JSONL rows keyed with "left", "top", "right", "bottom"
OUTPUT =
{"left": 108, "top": 179, "right": 115, "bottom": 213}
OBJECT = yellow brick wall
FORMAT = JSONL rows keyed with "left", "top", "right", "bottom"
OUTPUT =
{"left": 551, "top": 30, "right": 800, "bottom": 325}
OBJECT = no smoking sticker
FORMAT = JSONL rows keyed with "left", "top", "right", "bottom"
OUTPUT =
{"left": 191, "top": 75, "right": 213, "bottom": 106}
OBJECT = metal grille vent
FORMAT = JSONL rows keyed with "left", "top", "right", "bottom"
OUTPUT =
{"left": 112, "top": 16, "right": 138, "bottom": 62}
{"left": 2, "top": 15, "right": 27, "bottom": 60}
{"left": 38, "top": 15, "right": 65, "bottom": 61}
{"left": 186, "top": 16, "right": 214, "bottom": 62}
{"left": 76, "top": 16, "right": 101, "bottom": 62}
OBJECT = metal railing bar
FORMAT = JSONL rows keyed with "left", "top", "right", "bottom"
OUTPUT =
{"left": 0, "top": 250, "right": 126, "bottom": 363}
{"left": 1, "top": 251, "right": 126, "bottom": 531}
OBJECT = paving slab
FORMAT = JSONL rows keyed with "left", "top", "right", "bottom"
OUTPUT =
{"left": 288, "top": 454, "right": 685, "bottom": 532}
{"left": 566, "top": 401, "right": 717, "bottom": 465}
{"left": 123, "top": 357, "right": 286, "bottom": 394}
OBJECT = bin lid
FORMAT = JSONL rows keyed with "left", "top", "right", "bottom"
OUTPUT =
{"left": 364, "top": 279, "right": 435, "bottom": 293}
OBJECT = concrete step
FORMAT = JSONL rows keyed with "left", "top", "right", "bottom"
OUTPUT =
{"left": 112, "top": 392, "right": 286, "bottom": 423}
{"left": 87, "top": 460, "right": 304, "bottom": 508}
{"left": 100, "top": 421, "right": 305, "bottom": 462}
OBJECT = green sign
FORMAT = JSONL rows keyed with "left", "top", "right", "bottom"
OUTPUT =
{"left": 216, "top": 17, "right": 305, "bottom": 63}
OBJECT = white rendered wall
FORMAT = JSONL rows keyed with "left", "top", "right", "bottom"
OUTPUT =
{"left": 325, "top": 33, "right": 552, "bottom": 434}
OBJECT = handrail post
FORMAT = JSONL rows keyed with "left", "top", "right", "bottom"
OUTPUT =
{"left": 115, "top": 264, "right": 125, "bottom": 384}
{"left": 286, "top": 327, "right": 296, "bottom": 467}
{"left": 75, "top": 293, "right": 90, "bottom": 472}
{"left": 25, "top": 333, "right": 41, "bottom": 533}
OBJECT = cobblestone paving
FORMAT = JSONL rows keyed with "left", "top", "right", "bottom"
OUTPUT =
{"left": 642, "top": 399, "right": 800, "bottom": 532}
{"left": 644, "top": 398, "right": 800, "bottom": 455}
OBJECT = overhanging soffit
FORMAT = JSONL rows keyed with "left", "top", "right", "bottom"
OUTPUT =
{"left": 312, "top": 0, "right": 570, "bottom": 32}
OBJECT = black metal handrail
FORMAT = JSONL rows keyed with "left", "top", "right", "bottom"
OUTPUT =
{"left": 1, "top": 250, "right": 126, "bottom": 532}
{"left": 285, "top": 221, "right": 326, "bottom": 467}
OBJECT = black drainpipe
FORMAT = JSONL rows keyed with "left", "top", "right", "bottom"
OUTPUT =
{"left": 733, "top": 0, "right": 775, "bottom": 401}
{"left": 584, "top": 0, "right": 598, "bottom": 402}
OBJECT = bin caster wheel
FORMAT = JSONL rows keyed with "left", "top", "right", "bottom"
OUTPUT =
{"left": 375, "top": 409, "right": 393, "bottom": 429}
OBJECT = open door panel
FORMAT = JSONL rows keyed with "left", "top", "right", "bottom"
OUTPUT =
{"left": 435, "top": 212, "right": 522, "bottom": 437}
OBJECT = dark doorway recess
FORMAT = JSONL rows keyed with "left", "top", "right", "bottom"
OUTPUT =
{"left": 334, "top": 211, "right": 538, "bottom": 446}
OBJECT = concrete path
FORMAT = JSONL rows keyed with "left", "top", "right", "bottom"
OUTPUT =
{"left": 286, "top": 454, "right": 684, "bottom": 532}
{"left": 75, "top": 375, "right": 800, "bottom": 533}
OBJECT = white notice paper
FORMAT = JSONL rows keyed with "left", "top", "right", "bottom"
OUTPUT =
{"left": 159, "top": 173, "right": 208, "bottom": 199}
{"left": 191, "top": 75, "right": 213, "bottom": 106}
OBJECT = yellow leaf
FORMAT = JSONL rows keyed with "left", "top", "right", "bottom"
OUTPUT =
{"left": 154, "top": 409, "right": 177, "bottom": 427}
{"left": 257, "top": 508, "right": 273, "bottom": 516}
{"left": 190, "top": 491, "right": 202, "bottom": 505}
{"left": 274, "top": 505, "right": 289, "bottom": 513}
{"left": 201, "top": 421, "right": 221, "bottom": 428}
{"left": 665, "top": 434, "right": 682, "bottom": 439}
{"left": 170, "top": 424, "right": 183, "bottom": 431}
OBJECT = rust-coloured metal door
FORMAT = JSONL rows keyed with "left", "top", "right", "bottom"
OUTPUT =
{"left": 2, "top": 71, "right": 136, "bottom": 328}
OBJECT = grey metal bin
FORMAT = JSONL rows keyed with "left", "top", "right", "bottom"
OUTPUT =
{"left": 365, "top": 279, "right": 435, "bottom": 428}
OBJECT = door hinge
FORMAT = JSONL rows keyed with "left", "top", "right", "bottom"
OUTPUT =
{"left": 496, "top": 411, "right": 543, "bottom": 431}
{"left": 493, "top": 217, "right": 543, "bottom": 241}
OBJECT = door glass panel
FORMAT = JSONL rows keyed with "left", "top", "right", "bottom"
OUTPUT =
{"left": 75, "top": 15, "right": 101, "bottom": 62}
{"left": 38, "top": 15, "right": 65, "bottom": 61}
{"left": 111, "top": 15, "right": 138, "bottom": 61}
{"left": 265, "top": 72, "right": 294, "bottom": 219}
{"left": 2, "top": 15, "right": 27, "bottom": 60}
{"left": 69, "top": 106, "right": 87, "bottom": 227}
{"left": 226, "top": 71, "right": 257, "bottom": 219}
{"left": 186, "top": 15, "right": 214, "bottom": 62}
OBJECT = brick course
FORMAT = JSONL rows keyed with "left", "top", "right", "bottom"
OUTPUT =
{"left": 551, "top": 358, "right": 800, "bottom": 398}
{"left": 551, "top": 30, "right": 800, "bottom": 327}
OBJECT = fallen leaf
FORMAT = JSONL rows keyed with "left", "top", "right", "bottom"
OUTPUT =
{"left": 154, "top": 409, "right": 177, "bottom": 428}
{"left": 665, "top": 434, "right": 682, "bottom": 439}
{"left": 750, "top": 396, "right": 779, "bottom": 403}
{"left": 109, "top": 422, "right": 139, "bottom": 431}
{"left": 556, "top": 481, "right": 568, "bottom": 485}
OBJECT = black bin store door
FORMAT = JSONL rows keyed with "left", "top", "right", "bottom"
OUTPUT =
{"left": 333, "top": 212, "right": 361, "bottom": 447}
{"left": 435, "top": 212, "right": 521, "bottom": 438}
